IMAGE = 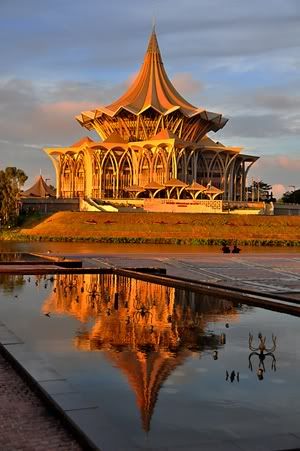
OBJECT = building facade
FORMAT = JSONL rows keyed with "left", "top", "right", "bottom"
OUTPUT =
{"left": 44, "top": 30, "right": 258, "bottom": 202}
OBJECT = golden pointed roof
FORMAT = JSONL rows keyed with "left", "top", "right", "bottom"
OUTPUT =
{"left": 102, "top": 131, "right": 128, "bottom": 144}
{"left": 204, "top": 185, "right": 223, "bottom": 194}
{"left": 200, "top": 135, "right": 243, "bottom": 153}
{"left": 22, "top": 175, "right": 55, "bottom": 198}
{"left": 164, "top": 178, "right": 187, "bottom": 187}
{"left": 186, "top": 181, "right": 207, "bottom": 191}
{"left": 124, "top": 184, "right": 145, "bottom": 192}
{"left": 103, "top": 29, "right": 201, "bottom": 117}
{"left": 77, "top": 29, "right": 228, "bottom": 131}
{"left": 143, "top": 181, "right": 165, "bottom": 190}
{"left": 70, "top": 136, "right": 94, "bottom": 147}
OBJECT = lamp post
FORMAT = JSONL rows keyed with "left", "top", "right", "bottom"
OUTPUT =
{"left": 45, "top": 178, "right": 51, "bottom": 214}
{"left": 252, "top": 178, "right": 261, "bottom": 202}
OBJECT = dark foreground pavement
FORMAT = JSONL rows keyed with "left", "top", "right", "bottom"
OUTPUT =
{"left": 0, "top": 352, "right": 82, "bottom": 451}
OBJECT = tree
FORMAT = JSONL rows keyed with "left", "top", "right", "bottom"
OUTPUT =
{"left": 0, "top": 167, "right": 27, "bottom": 226}
{"left": 246, "top": 181, "right": 272, "bottom": 201}
{"left": 281, "top": 188, "right": 300, "bottom": 204}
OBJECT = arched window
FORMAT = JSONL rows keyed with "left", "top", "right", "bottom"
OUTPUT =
{"left": 92, "top": 154, "right": 101, "bottom": 198}
{"left": 138, "top": 153, "right": 151, "bottom": 187}
{"left": 101, "top": 153, "right": 117, "bottom": 198}
{"left": 74, "top": 154, "right": 85, "bottom": 197}
{"left": 208, "top": 154, "right": 224, "bottom": 189}
{"left": 153, "top": 150, "right": 166, "bottom": 184}
{"left": 177, "top": 155, "right": 184, "bottom": 181}
{"left": 119, "top": 152, "right": 133, "bottom": 197}
{"left": 186, "top": 151, "right": 195, "bottom": 184}
{"left": 196, "top": 152, "right": 208, "bottom": 185}
{"left": 61, "top": 157, "right": 73, "bottom": 198}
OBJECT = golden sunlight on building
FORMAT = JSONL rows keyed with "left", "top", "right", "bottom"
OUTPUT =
{"left": 44, "top": 29, "right": 258, "bottom": 203}
{"left": 42, "top": 274, "right": 240, "bottom": 432}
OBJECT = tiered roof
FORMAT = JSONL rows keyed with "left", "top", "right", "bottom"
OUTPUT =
{"left": 76, "top": 28, "right": 228, "bottom": 139}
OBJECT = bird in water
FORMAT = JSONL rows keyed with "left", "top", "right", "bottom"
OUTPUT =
{"left": 225, "top": 323, "right": 229, "bottom": 328}
{"left": 213, "top": 350, "right": 218, "bottom": 360}
{"left": 44, "top": 312, "right": 51, "bottom": 318}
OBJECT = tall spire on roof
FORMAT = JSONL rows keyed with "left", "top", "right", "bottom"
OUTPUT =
{"left": 102, "top": 27, "right": 198, "bottom": 116}
{"left": 146, "top": 26, "right": 160, "bottom": 55}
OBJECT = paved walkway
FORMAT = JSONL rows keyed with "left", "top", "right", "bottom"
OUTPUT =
{"left": 0, "top": 352, "right": 82, "bottom": 451}
{"left": 82, "top": 251, "right": 300, "bottom": 300}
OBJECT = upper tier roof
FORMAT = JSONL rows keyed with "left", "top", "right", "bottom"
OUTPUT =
{"left": 77, "top": 28, "right": 228, "bottom": 129}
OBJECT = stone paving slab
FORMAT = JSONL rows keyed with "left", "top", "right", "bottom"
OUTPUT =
{"left": 3, "top": 343, "right": 64, "bottom": 382}
{"left": 88, "top": 252, "right": 300, "bottom": 301}
{"left": 0, "top": 325, "right": 23, "bottom": 345}
{"left": 85, "top": 252, "right": 300, "bottom": 322}
{"left": 51, "top": 392, "right": 98, "bottom": 411}
{"left": 67, "top": 407, "right": 134, "bottom": 451}
{"left": 0, "top": 351, "right": 82, "bottom": 451}
{"left": 39, "top": 379, "right": 77, "bottom": 395}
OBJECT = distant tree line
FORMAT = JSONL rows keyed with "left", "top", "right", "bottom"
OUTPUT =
{"left": 0, "top": 167, "right": 27, "bottom": 227}
{"left": 246, "top": 181, "right": 273, "bottom": 202}
{"left": 247, "top": 181, "right": 299, "bottom": 204}
{"left": 281, "top": 189, "right": 300, "bottom": 204}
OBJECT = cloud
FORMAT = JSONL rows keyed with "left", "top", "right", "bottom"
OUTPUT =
{"left": 272, "top": 184, "right": 288, "bottom": 198}
{"left": 249, "top": 154, "right": 300, "bottom": 187}
{"left": 0, "top": 78, "right": 127, "bottom": 147}
{"left": 40, "top": 101, "right": 97, "bottom": 115}
{"left": 253, "top": 154, "right": 300, "bottom": 172}
{"left": 1, "top": 0, "right": 300, "bottom": 79}
{"left": 255, "top": 93, "right": 300, "bottom": 111}
{"left": 220, "top": 114, "right": 300, "bottom": 139}
{"left": 171, "top": 73, "right": 203, "bottom": 97}
{"left": 275, "top": 155, "right": 300, "bottom": 171}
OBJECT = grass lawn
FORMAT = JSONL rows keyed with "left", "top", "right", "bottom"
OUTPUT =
{"left": 17, "top": 211, "right": 300, "bottom": 245}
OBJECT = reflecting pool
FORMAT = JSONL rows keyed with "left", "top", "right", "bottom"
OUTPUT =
{"left": 0, "top": 252, "right": 46, "bottom": 262}
{"left": 0, "top": 273, "right": 300, "bottom": 448}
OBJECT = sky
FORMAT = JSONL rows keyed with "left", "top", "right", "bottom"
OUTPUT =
{"left": 0, "top": 0, "right": 299, "bottom": 198}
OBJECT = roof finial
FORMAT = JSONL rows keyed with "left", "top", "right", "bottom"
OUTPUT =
{"left": 152, "top": 14, "right": 156, "bottom": 32}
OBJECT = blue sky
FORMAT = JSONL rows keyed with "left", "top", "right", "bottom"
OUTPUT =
{"left": 0, "top": 0, "right": 299, "bottom": 197}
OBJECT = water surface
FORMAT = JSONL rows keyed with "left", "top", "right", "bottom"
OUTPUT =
{"left": 0, "top": 273, "right": 299, "bottom": 448}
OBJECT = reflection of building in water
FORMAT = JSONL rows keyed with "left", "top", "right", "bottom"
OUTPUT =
{"left": 0, "top": 273, "right": 25, "bottom": 292}
{"left": 42, "top": 274, "right": 239, "bottom": 431}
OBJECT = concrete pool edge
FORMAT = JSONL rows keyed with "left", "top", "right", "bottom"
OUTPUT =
{"left": 113, "top": 268, "right": 300, "bottom": 317}
{"left": 0, "top": 320, "right": 155, "bottom": 450}
{"left": 0, "top": 324, "right": 102, "bottom": 450}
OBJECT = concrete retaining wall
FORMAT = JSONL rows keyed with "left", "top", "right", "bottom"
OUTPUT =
{"left": 21, "top": 198, "right": 80, "bottom": 214}
{"left": 274, "top": 203, "right": 300, "bottom": 216}
{"left": 144, "top": 198, "right": 223, "bottom": 213}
